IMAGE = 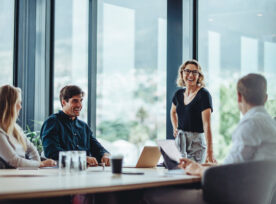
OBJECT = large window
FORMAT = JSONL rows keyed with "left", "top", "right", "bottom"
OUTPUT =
{"left": 0, "top": 0, "right": 14, "bottom": 86}
{"left": 96, "top": 0, "right": 167, "bottom": 164}
{"left": 54, "top": 0, "right": 89, "bottom": 121}
{"left": 182, "top": 0, "right": 192, "bottom": 61}
{"left": 198, "top": 0, "right": 276, "bottom": 161}
{"left": 34, "top": 0, "right": 49, "bottom": 130}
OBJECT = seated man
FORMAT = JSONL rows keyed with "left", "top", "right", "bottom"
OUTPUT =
{"left": 143, "top": 73, "right": 276, "bottom": 204}
{"left": 41, "top": 85, "right": 110, "bottom": 166}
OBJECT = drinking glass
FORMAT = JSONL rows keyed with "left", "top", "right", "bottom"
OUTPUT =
{"left": 59, "top": 151, "right": 71, "bottom": 174}
{"left": 78, "top": 151, "right": 87, "bottom": 171}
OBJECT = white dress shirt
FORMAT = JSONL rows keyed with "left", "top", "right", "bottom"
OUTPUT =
{"left": 224, "top": 106, "right": 276, "bottom": 164}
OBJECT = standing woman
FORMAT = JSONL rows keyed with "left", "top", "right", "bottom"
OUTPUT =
{"left": 171, "top": 60, "right": 215, "bottom": 163}
{"left": 0, "top": 85, "right": 56, "bottom": 168}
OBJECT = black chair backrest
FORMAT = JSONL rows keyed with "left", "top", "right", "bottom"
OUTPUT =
{"left": 0, "top": 157, "right": 15, "bottom": 169}
{"left": 202, "top": 160, "right": 276, "bottom": 204}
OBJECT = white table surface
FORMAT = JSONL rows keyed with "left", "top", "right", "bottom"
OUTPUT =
{"left": 0, "top": 167, "right": 200, "bottom": 200}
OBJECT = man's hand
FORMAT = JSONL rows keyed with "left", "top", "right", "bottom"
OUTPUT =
{"left": 101, "top": 154, "right": 110, "bottom": 166}
{"left": 178, "top": 158, "right": 204, "bottom": 177}
{"left": 87, "top": 156, "right": 98, "bottom": 167}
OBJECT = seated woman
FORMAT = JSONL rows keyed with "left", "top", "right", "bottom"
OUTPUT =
{"left": 0, "top": 85, "right": 56, "bottom": 168}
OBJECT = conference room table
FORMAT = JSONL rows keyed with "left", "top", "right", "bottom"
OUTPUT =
{"left": 0, "top": 166, "right": 201, "bottom": 201}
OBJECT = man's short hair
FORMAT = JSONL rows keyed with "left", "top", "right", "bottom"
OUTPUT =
{"left": 237, "top": 73, "right": 267, "bottom": 106}
{"left": 59, "top": 85, "right": 84, "bottom": 107}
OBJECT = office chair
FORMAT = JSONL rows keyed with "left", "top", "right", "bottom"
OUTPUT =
{"left": 0, "top": 157, "right": 14, "bottom": 169}
{"left": 202, "top": 160, "right": 276, "bottom": 204}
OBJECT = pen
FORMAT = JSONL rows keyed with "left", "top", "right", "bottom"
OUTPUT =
{"left": 122, "top": 172, "right": 144, "bottom": 175}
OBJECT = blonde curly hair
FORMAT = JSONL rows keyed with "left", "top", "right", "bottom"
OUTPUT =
{"left": 176, "top": 59, "right": 205, "bottom": 87}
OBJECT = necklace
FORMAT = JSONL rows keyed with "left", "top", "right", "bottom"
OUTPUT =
{"left": 184, "top": 89, "right": 198, "bottom": 98}
{"left": 183, "top": 88, "right": 199, "bottom": 105}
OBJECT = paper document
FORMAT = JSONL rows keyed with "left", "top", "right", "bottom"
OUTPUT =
{"left": 157, "top": 140, "right": 182, "bottom": 162}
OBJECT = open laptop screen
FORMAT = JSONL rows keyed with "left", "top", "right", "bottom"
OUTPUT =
{"left": 124, "top": 146, "right": 161, "bottom": 168}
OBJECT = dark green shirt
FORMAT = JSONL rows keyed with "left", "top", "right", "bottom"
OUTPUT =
{"left": 40, "top": 111, "right": 108, "bottom": 161}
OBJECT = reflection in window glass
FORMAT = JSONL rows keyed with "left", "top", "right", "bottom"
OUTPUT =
{"left": 198, "top": 0, "right": 276, "bottom": 161}
{"left": 182, "top": 0, "right": 191, "bottom": 60}
{"left": 34, "top": 0, "right": 48, "bottom": 130}
{"left": 54, "top": 0, "right": 88, "bottom": 121}
{"left": 97, "top": 0, "right": 167, "bottom": 164}
{"left": 0, "top": 0, "right": 14, "bottom": 86}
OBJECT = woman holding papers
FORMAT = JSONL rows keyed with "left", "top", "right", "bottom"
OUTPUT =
{"left": 170, "top": 60, "right": 215, "bottom": 163}
{"left": 0, "top": 85, "right": 56, "bottom": 168}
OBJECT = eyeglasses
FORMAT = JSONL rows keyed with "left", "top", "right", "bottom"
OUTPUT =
{"left": 183, "top": 69, "right": 199, "bottom": 75}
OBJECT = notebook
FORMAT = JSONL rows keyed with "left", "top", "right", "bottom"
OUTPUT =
{"left": 124, "top": 146, "right": 161, "bottom": 168}
{"left": 157, "top": 140, "right": 182, "bottom": 170}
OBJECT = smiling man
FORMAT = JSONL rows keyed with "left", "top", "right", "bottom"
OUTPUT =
{"left": 40, "top": 85, "right": 110, "bottom": 166}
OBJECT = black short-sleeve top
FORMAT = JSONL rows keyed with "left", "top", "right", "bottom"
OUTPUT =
{"left": 172, "top": 87, "right": 213, "bottom": 133}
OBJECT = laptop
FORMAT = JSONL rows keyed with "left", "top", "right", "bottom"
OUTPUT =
{"left": 124, "top": 146, "right": 161, "bottom": 168}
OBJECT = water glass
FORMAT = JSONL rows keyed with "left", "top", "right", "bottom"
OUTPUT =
{"left": 59, "top": 151, "right": 71, "bottom": 174}
{"left": 78, "top": 151, "right": 87, "bottom": 171}
{"left": 70, "top": 151, "right": 87, "bottom": 173}
{"left": 70, "top": 151, "right": 79, "bottom": 173}
{"left": 59, "top": 151, "right": 87, "bottom": 175}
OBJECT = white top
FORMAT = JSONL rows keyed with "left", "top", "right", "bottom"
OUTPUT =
{"left": 224, "top": 106, "right": 276, "bottom": 164}
{"left": 0, "top": 127, "right": 40, "bottom": 168}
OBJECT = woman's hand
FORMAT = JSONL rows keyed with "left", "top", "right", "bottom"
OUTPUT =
{"left": 40, "top": 159, "right": 56, "bottom": 167}
{"left": 205, "top": 152, "right": 217, "bottom": 164}
{"left": 173, "top": 129, "right": 178, "bottom": 138}
{"left": 170, "top": 103, "right": 178, "bottom": 138}
{"left": 202, "top": 108, "right": 216, "bottom": 163}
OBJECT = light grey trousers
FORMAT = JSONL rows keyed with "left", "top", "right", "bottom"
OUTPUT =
{"left": 175, "top": 130, "right": 206, "bottom": 163}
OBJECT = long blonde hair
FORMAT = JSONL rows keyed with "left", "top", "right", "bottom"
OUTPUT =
{"left": 0, "top": 85, "right": 27, "bottom": 150}
{"left": 176, "top": 59, "right": 205, "bottom": 87}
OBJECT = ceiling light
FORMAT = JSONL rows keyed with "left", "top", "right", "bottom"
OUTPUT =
{"left": 257, "top": 13, "right": 263, "bottom": 17}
